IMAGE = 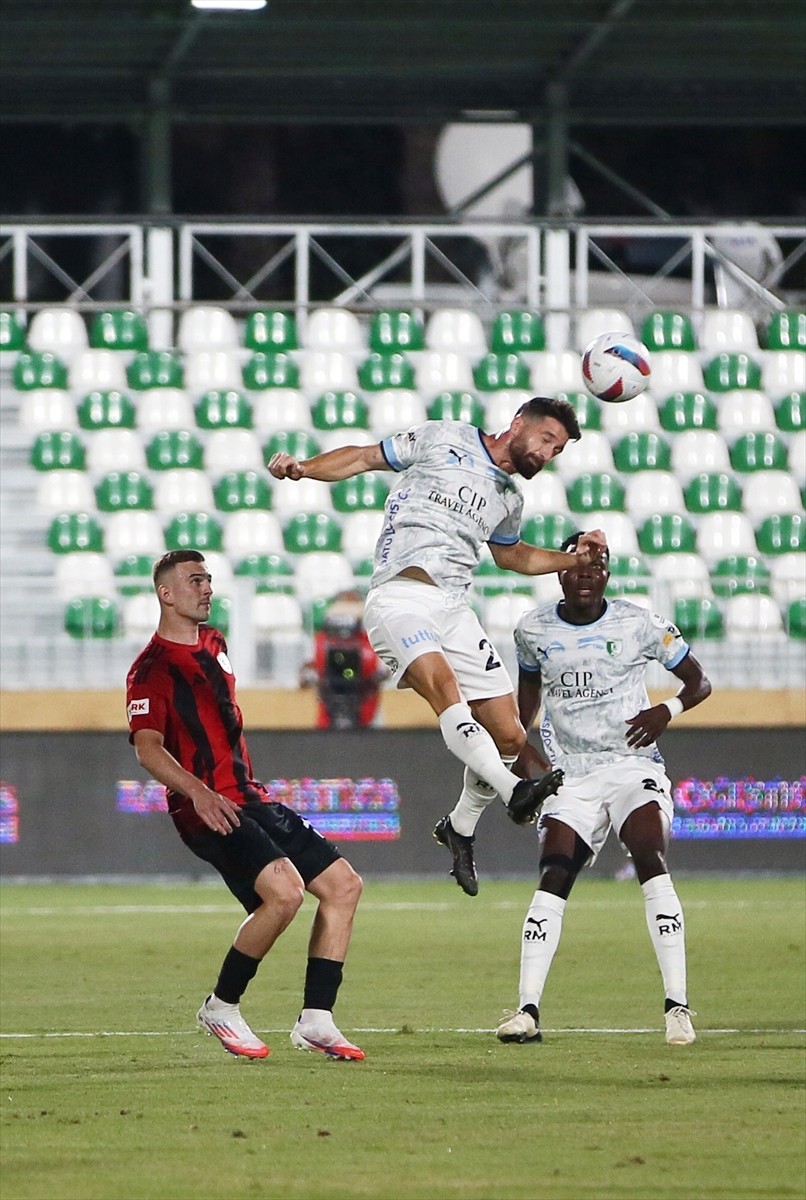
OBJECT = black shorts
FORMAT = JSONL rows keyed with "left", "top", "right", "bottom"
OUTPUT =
{"left": 180, "top": 801, "right": 342, "bottom": 914}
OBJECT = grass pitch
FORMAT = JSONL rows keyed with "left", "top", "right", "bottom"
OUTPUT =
{"left": 1, "top": 875, "right": 804, "bottom": 1200}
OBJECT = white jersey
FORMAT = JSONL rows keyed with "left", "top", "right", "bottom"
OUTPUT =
{"left": 372, "top": 420, "right": 523, "bottom": 595}
{"left": 514, "top": 597, "right": 689, "bottom": 778}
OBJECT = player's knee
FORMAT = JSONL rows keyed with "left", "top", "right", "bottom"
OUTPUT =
{"left": 631, "top": 848, "right": 668, "bottom": 882}
{"left": 496, "top": 726, "right": 526, "bottom": 759}
{"left": 538, "top": 853, "right": 578, "bottom": 899}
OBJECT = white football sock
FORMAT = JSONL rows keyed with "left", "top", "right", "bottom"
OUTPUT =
{"left": 438, "top": 704, "right": 519, "bottom": 802}
{"left": 518, "top": 889, "right": 566, "bottom": 1010}
{"left": 448, "top": 756, "right": 517, "bottom": 837}
{"left": 642, "top": 873, "right": 688, "bottom": 1005}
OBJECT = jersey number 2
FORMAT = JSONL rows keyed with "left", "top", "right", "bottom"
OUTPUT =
{"left": 479, "top": 638, "right": 502, "bottom": 672}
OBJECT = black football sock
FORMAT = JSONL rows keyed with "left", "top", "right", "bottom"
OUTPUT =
{"left": 214, "top": 946, "right": 260, "bottom": 1005}
{"left": 303, "top": 957, "right": 344, "bottom": 1012}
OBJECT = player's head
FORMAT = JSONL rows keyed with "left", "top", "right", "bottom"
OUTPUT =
{"left": 152, "top": 549, "right": 212, "bottom": 624}
{"left": 558, "top": 531, "right": 610, "bottom": 611}
{"left": 507, "top": 397, "right": 581, "bottom": 479}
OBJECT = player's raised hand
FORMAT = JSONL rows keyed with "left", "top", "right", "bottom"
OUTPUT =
{"left": 267, "top": 451, "right": 305, "bottom": 480}
{"left": 574, "top": 529, "right": 608, "bottom": 567}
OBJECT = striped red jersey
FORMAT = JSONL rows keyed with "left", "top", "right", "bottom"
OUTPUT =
{"left": 126, "top": 626, "right": 267, "bottom": 835}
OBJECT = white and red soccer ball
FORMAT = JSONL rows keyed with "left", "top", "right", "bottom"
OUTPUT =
{"left": 582, "top": 332, "right": 652, "bottom": 403}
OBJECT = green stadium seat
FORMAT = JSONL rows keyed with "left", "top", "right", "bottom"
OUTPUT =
{"left": 673, "top": 597, "right": 724, "bottom": 640}
{"left": 640, "top": 311, "right": 697, "bottom": 352}
{"left": 77, "top": 389, "right": 136, "bottom": 431}
{"left": 566, "top": 472, "right": 625, "bottom": 513}
{"left": 164, "top": 512, "right": 223, "bottom": 552}
{"left": 730, "top": 432, "right": 788, "bottom": 473}
{"left": 775, "top": 391, "right": 805, "bottom": 434}
{"left": 606, "top": 573, "right": 651, "bottom": 598}
{"left": 489, "top": 310, "right": 545, "bottom": 354}
{"left": 472, "top": 352, "right": 530, "bottom": 392}
{"left": 126, "top": 350, "right": 183, "bottom": 391}
{"left": 763, "top": 310, "right": 806, "bottom": 351}
{"left": 637, "top": 513, "right": 697, "bottom": 555}
{"left": 474, "top": 558, "right": 533, "bottom": 597}
{"left": 114, "top": 554, "right": 155, "bottom": 596}
{"left": 282, "top": 512, "right": 342, "bottom": 554}
{"left": 89, "top": 310, "right": 149, "bottom": 353}
{"left": 146, "top": 430, "right": 204, "bottom": 471}
{"left": 556, "top": 391, "right": 602, "bottom": 431}
{"left": 311, "top": 391, "right": 370, "bottom": 432}
{"left": 242, "top": 351, "right": 300, "bottom": 390}
{"left": 608, "top": 553, "right": 651, "bottom": 581}
{"left": 207, "top": 595, "right": 231, "bottom": 636}
{"left": 263, "top": 429, "right": 321, "bottom": 462}
{"left": 95, "top": 471, "right": 154, "bottom": 513}
{"left": 521, "top": 513, "right": 577, "bottom": 550}
{"left": 711, "top": 554, "right": 771, "bottom": 598}
{"left": 612, "top": 432, "right": 672, "bottom": 473}
{"left": 48, "top": 511, "right": 104, "bottom": 554}
{"left": 684, "top": 472, "right": 743, "bottom": 514}
{"left": 357, "top": 353, "right": 416, "bottom": 391}
{"left": 368, "top": 310, "right": 425, "bottom": 354}
{"left": 234, "top": 552, "right": 296, "bottom": 594}
{"left": 426, "top": 391, "right": 485, "bottom": 426}
{"left": 786, "top": 597, "right": 806, "bottom": 638}
{"left": 14, "top": 351, "right": 69, "bottom": 391}
{"left": 703, "top": 352, "right": 762, "bottom": 392}
{"left": 658, "top": 391, "right": 718, "bottom": 433}
{"left": 195, "top": 389, "right": 253, "bottom": 430}
{"left": 0, "top": 311, "right": 26, "bottom": 351}
{"left": 331, "top": 473, "right": 389, "bottom": 513}
{"left": 31, "top": 430, "right": 86, "bottom": 471}
{"left": 64, "top": 596, "right": 121, "bottom": 639}
{"left": 755, "top": 513, "right": 805, "bottom": 555}
{"left": 213, "top": 470, "right": 272, "bottom": 512}
{"left": 244, "top": 311, "right": 298, "bottom": 353}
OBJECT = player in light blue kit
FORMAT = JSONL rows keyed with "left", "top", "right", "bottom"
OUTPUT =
{"left": 269, "top": 399, "right": 604, "bottom": 895}
{"left": 496, "top": 532, "right": 711, "bottom": 1047}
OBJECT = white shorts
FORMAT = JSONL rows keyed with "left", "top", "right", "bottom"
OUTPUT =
{"left": 537, "top": 757, "right": 674, "bottom": 865}
{"left": 363, "top": 578, "right": 514, "bottom": 701}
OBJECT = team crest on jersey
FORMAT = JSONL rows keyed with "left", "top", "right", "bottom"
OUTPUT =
{"left": 217, "top": 651, "right": 233, "bottom": 674}
{"left": 606, "top": 639, "right": 622, "bottom": 656}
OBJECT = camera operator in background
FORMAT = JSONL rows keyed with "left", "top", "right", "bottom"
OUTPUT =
{"left": 300, "top": 591, "right": 389, "bottom": 731}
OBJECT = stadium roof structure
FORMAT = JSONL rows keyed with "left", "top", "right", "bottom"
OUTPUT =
{"left": 1, "top": 0, "right": 805, "bottom": 127}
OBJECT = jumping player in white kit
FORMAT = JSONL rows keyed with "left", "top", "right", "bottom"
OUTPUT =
{"left": 496, "top": 532, "right": 712, "bottom": 1047}
{"left": 268, "top": 398, "right": 605, "bottom": 894}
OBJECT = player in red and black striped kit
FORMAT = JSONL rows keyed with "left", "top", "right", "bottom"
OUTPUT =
{"left": 126, "top": 549, "right": 364, "bottom": 1060}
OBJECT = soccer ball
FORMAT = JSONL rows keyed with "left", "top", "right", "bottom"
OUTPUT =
{"left": 581, "top": 332, "right": 652, "bottom": 403}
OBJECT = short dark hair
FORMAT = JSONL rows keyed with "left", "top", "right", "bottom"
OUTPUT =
{"left": 152, "top": 549, "right": 206, "bottom": 588}
{"left": 560, "top": 530, "right": 610, "bottom": 561}
{"left": 515, "top": 396, "right": 581, "bottom": 442}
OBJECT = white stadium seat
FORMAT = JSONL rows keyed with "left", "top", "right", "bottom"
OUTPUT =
{"left": 294, "top": 551, "right": 354, "bottom": 601}
{"left": 302, "top": 308, "right": 364, "bottom": 352}
{"left": 741, "top": 471, "right": 803, "bottom": 521}
{"left": 763, "top": 351, "right": 806, "bottom": 396}
{"left": 27, "top": 307, "right": 88, "bottom": 363}
{"left": 55, "top": 552, "right": 116, "bottom": 602}
{"left": 625, "top": 471, "right": 685, "bottom": 519}
{"left": 369, "top": 389, "right": 427, "bottom": 439}
{"left": 300, "top": 351, "right": 359, "bottom": 394}
{"left": 697, "top": 511, "right": 758, "bottom": 564}
{"left": 87, "top": 429, "right": 146, "bottom": 473}
{"left": 69, "top": 349, "right": 128, "bottom": 392}
{"left": 425, "top": 309, "right": 487, "bottom": 356}
{"left": 554, "top": 431, "right": 614, "bottom": 480}
{"left": 252, "top": 390, "right": 313, "bottom": 434}
{"left": 700, "top": 308, "right": 759, "bottom": 352}
{"left": 223, "top": 510, "right": 284, "bottom": 558}
{"left": 716, "top": 390, "right": 776, "bottom": 440}
{"left": 205, "top": 429, "right": 263, "bottom": 474}
{"left": 36, "top": 470, "right": 95, "bottom": 514}
{"left": 153, "top": 469, "right": 215, "bottom": 515}
{"left": 484, "top": 391, "right": 532, "bottom": 430}
{"left": 19, "top": 389, "right": 78, "bottom": 433}
{"left": 574, "top": 309, "right": 635, "bottom": 353}
{"left": 184, "top": 350, "right": 242, "bottom": 393}
{"left": 600, "top": 392, "right": 661, "bottom": 438}
{"left": 531, "top": 350, "right": 584, "bottom": 394}
{"left": 519, "top": 471, "right": 568, "bottom": 516}
{"left": 136, "top": 388, "right": 195, "bottom": 432}
{"left": 671, "top": 430, "right": 731, "bottom": 484}
{"left": 177, "top": 306, "right": 240, "bottom": 353}
{"left": 105, "top": 511, "right": 165, "bottom": 558}
{"left": 649, "top": 351, "right": 704, "bottom": 397}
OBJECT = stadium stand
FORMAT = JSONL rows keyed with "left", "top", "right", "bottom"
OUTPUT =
{"left": 1, "top": 296, "right": 803, "bottom": 690}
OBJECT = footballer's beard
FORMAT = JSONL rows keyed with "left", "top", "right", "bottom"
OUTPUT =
{"left": 510, "top": 446, "right": 545, "bottom": 479}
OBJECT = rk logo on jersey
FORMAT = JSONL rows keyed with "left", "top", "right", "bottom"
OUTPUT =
{"left": 606, "top": 639, "right": 622, "bottom": 656}
{"left": 127, "top": 698, "right": 149, "bottom": 718}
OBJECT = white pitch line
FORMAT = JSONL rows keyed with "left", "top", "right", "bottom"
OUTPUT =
{"left": 3, "top": 897, "right": 804, "bottom": 918}
{"left": 1, "top": 1027, "right": 803, "bottom": 1040}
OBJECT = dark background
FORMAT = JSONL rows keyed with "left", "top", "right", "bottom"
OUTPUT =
{"left": 1, "top": 728, "right": 803, "bottom": 880}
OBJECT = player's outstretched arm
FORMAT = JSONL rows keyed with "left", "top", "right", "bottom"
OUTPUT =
{"left": 267, "top": 442, "right": 390, "bottom": 483}
{"left": 490, "top": 528, "right": 607, "bottom": 577}
{"left": 625, "top": 652, "right": 712, "bottom": 749}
